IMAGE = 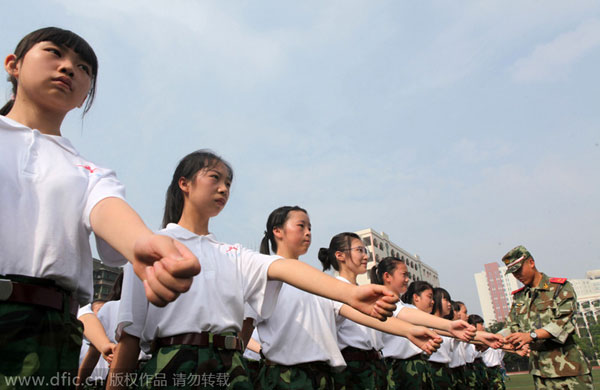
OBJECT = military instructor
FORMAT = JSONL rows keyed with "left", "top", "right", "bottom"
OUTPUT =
{"left": 499, "top": 245, "right": 593, "bottom": 389}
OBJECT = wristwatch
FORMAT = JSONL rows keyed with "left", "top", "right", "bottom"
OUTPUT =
{"left": 529, "top": 330, "right": 538, "bottom": 340}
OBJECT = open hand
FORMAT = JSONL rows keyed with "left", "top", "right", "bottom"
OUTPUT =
{"left": 478, "top": 331, "right": 504, "bottom": 349}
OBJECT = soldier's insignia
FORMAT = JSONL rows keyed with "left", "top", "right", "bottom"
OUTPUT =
{"left": 543, "top": 283, "right": 549, "bottom": 289}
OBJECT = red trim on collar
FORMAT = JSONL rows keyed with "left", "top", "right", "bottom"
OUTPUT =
{"left": 512, "top": 286, "right": 525, "bottom": 295}
{"left": 549, "top": 277, "right": 567, "bottom": 284}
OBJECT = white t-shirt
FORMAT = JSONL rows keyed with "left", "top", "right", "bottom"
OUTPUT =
{"left": 381, "top": 303, "right": 423, "bottom": 359}
{"left": 464, "top": 342, "right": 477, "bottom": 364}
{"left": 335, "top": 276, "right": 382, "bottom": 352}
{"left": 0, "top": 116, "right": 127, "bottom": 304}
{"left": 481, "top": 348, "right": 504, "bottom": 367}
{"left": 255, "top": 281, "right": 345, "bottom": 369}
{"left": 118, "top": 224, "right": 283, "bottom": 353}
{"left": 449, "top": 339, "right": 467, "bottom": 368}
{"left": 427, "top": 335, "right": 453, "bottom": 364}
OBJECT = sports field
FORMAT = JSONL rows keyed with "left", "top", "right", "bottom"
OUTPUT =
{"left": 506, "top": 367, "right": 599, "bottom": 390}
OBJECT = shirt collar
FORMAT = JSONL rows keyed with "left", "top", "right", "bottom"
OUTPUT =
{"left": 534, "top": 273, "right": 550, "bottom": 291}
{"left": 0, "top": 115, "right": 79, "bottom": 156}
{"left": 164, "top": 223, "right": 217, "bottom": 241}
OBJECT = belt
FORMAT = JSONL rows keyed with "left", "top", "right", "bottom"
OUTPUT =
{"left": 0, "top": 278, "right": 78, "bottom": 317}
{"left": 341, "top": 347, "right": 382, "bottom": 361}
{"left": 264, "top": 359, "right": 329, "bottom": 371}
{"left": 428, "top": 361, "right": 448, "bottom": 369}
{"left": 154, "top": 332, "right": 243, "bottom": 352}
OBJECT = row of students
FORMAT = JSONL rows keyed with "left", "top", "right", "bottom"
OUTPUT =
{"left": 0, "top": 27, "right": 398, "bottom": 389}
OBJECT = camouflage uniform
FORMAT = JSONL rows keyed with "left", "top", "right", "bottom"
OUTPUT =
{"left": 385, "top": 356, "right": 433, "bottom": 390}
{"left": 257, "top": 361, "right": 334, "bottom": 390}
{"left": 473, "top": 359, "right": 489, "bottom": 390}
{"left": 485, "top": 366, "right": 505, "bottom": 390}
{"left": 425, "top": 361, "right": 454, "bottom": 389}
{"left": 462, "top": 363, "right": 478, "bottom": 389}
{"left": 0, "top": 276, "right": 82, "bottom": 390}
{"left": 332, "top": 355, "right": 386, "bottom": 390}
{"left": 505, "top": 270, "right": 592, "bottom": 389}
{"left": 136, "top": 335, "right": 253, "bottom": 390}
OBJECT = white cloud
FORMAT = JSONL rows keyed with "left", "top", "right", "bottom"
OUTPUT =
{"left": 510, "top": 18, "right": 600, "bottom": 82}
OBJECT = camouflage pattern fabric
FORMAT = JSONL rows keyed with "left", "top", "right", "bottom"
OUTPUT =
{"left": 462, "top": 364, "right": 477, "bottom": 389}
{"left": 332, "top": 356, "right": 386, "bottom": 390}
{"left": 136, "top": 338, "right": 252, "bottom": 390}
{"left": 385, "top": 356, "right": 433, "bottom": 390}
{"left": 505, "top": 273, "right": 591, "bottom": 378}
{"left": 532, "top": 373, "right": 593, "bottom": 389}
{"left": 425, "top": 361, "right": 453, "bottom": 389}
{"left": 473, "top": 360, "right": 489, "bottom": 390}
{"left": 243, "top": 358, "right": 260, "bottom": 385}
{"left": 450, "top": 366, "right": 468, "bottom": 390}
{"left": 0, "top": 276, "right": 82, "bottom": 390}
{"left": 257, "top": 361, "right": 334, "bottom": 390}
{"left": 486, "top": 366, "right": 506, "bottom": 390}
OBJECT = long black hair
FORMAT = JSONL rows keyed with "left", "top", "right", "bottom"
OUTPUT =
{"left": 432, "top": 287, "right": 453, "bottom": 319}
{"left": 259, "top": 206, "right": 307, "bottom": 255}
{"left": 1, "top": 27, "right": 98, "bottom": 116}
{"left": 401, "top": 280, "right": 434, "bottom": 304}
{"left": 369, "top": 256, "right": 404, "bottom": 285}
{"left": 162, "top": 150, "right": 233, "bottom": 228}
{"left": 317, "top": 232, "right": 360, "bottom": 272}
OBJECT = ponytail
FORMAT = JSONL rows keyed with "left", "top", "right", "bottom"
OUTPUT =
{"left": 401, "top": 280, "right": 433, "bottom": 304}
{"left": 261, "top": 206, "right": 307, "bottom": 255}
{"left": 318, "top": 232, "right": 360, "bottom": 272}
{"left": 0, "top": 99, "right": 14, "bottom": 116}
{"left": 369, "top": 256, "right": 404, "bottom": 285}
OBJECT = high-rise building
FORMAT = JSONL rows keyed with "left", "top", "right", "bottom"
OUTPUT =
{"left": 571, "top": 269, "right": 600, "bottom": 365}
{"left": 353, "top": 228, "right": 439, "bottom": 287}
{"left": 474, "top": 262, "right": 520, "bottom": 326}
{"left": 92, "top": 259, "right": 123, "bottom": 301}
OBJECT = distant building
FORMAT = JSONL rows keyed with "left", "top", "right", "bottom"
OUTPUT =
{"left": 571, "top": 270, "right": 600, "bottom": 365}
{"left": 92, "top": 259, "right": 123, "bottom": 301}
{"left": 474, "top": 263, "right": 520, "bottom": 326}
{"left": 352, "top": 229, "right": 439, "bottom": 287}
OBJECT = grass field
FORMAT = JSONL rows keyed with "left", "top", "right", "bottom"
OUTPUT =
{"left": 505, "top": 367, "right": 600, "bottom": 390}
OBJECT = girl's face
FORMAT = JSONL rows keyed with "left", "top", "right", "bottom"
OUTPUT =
{"left": 384, "top": 262, "right": 409, "bottom": 296}
{"left": 457, "top": 304, "right": 468, "bottom": 321}
{"left": 337, "top": 237, "right": 369, "bottom": 276}
{"left": 413, "top": 288, "right": 434, "bottom": 313}
{"left": 180, "top": 162, "right": 231, "bottom": 218}
{"left": 441, "top": 296, "right": 452, "bottom": 317}
{"left": 6, "top": 41, "right": 92, "bottom": 115}
{"left": 274, "top": 210, "right": 311, "bottom": 259}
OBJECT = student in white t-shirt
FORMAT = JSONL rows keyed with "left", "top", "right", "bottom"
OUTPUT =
{"left": 107, "top": 151, "right": 399, "bottom": 390}
{"left": 251, "top": 209, "right": 442, "bottom": 390}
{"left": 0, "top": 27, "right": 198, "bottom": 384}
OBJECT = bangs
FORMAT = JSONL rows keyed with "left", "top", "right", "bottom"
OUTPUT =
{"left": 16, "top": 27, "right": 98, "bottom": 77}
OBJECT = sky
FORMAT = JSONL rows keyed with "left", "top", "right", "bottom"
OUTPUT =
{"left": 2, "top": 1, "right": 599, "bottom": 316}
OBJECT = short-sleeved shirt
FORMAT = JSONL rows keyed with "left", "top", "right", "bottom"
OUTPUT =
{"left": 448, "top": 339, "right": 467, "bottom": 368}
{"left": 0, "top": 116, "right": 126, "bottom": 304}
{"left": 427, "top": 335, "right": 453, "bottom": 364}
{"left": 335, "top": 276, "right": 382, "bottom": 351}
{"left": 504, "top": 273, "right": 591, "bottom": 378}
{"left": 118, "top": 224, "right": 283, "bottom": 353}
{"left": 481, "top": 348, "right": 504, "bottom": 367}
{"left": 381, "top": 303, "right": 423, "bottom": 359}
{"left": 255, "top": 281, "right": 345, "bottom": 369}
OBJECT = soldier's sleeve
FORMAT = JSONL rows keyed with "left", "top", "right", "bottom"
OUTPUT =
{"left": 540, "top": 281, "right": 576, "bottom": 344}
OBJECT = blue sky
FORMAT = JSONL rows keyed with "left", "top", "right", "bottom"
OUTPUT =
{"left": 2, "top": 1, "right": 599, "bottom": 315}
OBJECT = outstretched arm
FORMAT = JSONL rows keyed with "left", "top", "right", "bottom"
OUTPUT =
{"left": 339, "top": 305, "right": 442, "bottom": 354}
{"left": 79, "top": 313, "right": 115, "bottom": 362}
{"left": 106, "top": 332, "right": 141, "bottom": 390}
{"left": 395, "top": 307, "right": 475, "bottom": 342}
{"left": 90, "top": 197, "right": 200, "bottom": 306}
{"left": 267, "top": 259, "right": 398, "bottom": 320}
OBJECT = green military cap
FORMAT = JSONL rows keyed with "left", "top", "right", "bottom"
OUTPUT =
{"left": 502, "top": 245, "right": 532, "bottom": 274}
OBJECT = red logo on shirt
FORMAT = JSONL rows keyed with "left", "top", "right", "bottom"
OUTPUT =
{"left": 226, "top": 246, "right": 238, "bottom": 253}
{"left": 77, "top": 165, "right": 98, "bottom": 173}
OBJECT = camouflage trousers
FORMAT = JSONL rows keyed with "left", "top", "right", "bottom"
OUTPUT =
{"left": 449, "top": 366, "right": 467, "bottom": 390}
{"left": 532, "top": 373, "right": 593, "bottom": 390}
{"left": 257, "top": 361, "right": 334, "bottom": 390}
{"left": 135, "top": 339, "right": 252, "bottom": 389}
{"left": 463, "top": 364, "right": 478, "bottom": 389}
{"left": 426, "top": 361, "right": 454, "bottom": 389}
{"left": 472, "top": 360, "right": 489, "bottom": 390}
{"left": 332, "top": 356, "right": 386, "bottom": 390}
{"left": 385, "top": 356, "right": 433, "bottom": 390}
{"left": 485, "top": 366, "right": 505, "bottom": 390}
{"left": 243, "top": 358, "right": 261, "bottom": 385}
{"left": 0, "top": 278, "right": 82, "bottom": 390}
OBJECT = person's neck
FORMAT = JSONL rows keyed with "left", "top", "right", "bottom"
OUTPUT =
{"left": 6, "top": 100, "right": 65, "bottom": 136}
{"left": 177, "top": 209, "right": 210, "bottom": 236}
{"left": 530, "top": 271, "right": 543, "bottom": 288}
{"left": 275, "top": 245, "right": 300, "bottom": 260}
{"left": 339, "top": 268, "right": 357, "bottom": 285}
